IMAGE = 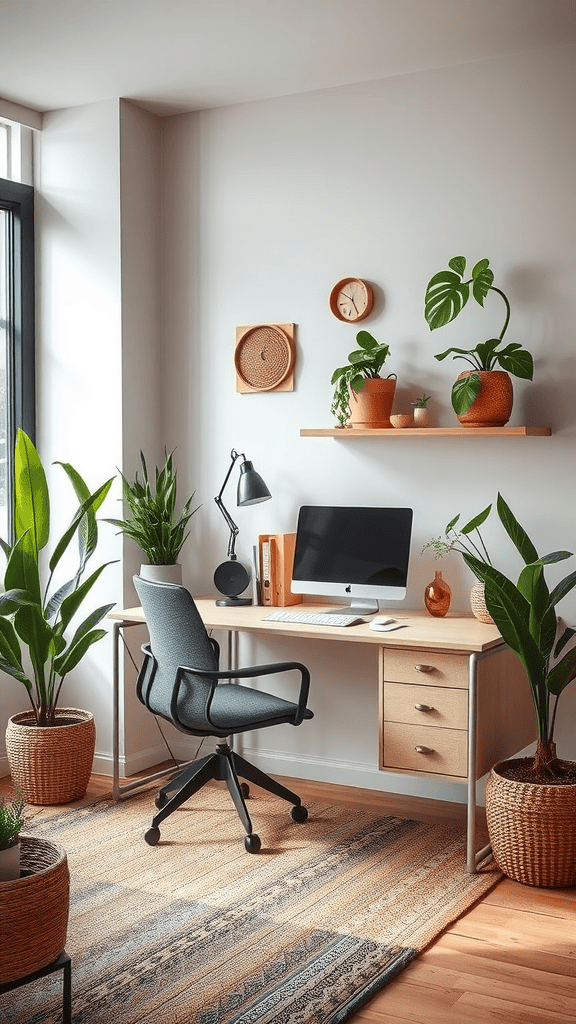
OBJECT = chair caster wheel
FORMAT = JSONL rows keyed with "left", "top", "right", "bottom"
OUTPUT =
{"left": 244, "top": 833, "right": 261, "bottom": 853}
{"left": 240, "top": 782, "right": 250, "bottom": 799}
{"left": 144, "top": 827, "right": 161, "bottom": 846}
{"left": 290, "top": 804, "right": 308, "bottom": 823}
{"left": 154, "top": 791, "right": 168, "bottom": 809}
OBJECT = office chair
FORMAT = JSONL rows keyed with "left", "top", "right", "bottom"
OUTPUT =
{"left": 133, "top": 575, "right": 314, "bottom": 853}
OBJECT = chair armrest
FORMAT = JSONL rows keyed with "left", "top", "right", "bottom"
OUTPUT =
{"left": 177, "top": 661, "right": 311, "bottom": 727}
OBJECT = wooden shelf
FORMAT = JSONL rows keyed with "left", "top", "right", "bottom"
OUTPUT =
{"left": 300, "top": 426, "right": 551, "bottom": 438}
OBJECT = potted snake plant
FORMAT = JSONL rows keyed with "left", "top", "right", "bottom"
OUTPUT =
{"left": 1, "top": 430, "right": 116, "bottom": 804}
{"left": 451, "top": 493, "right": 576, "bottom": 886}
{"left": 105, "top": 449, "right": 200, "bottom": 584}
{"left": 424, "top": 256, "right": 533, "bottom": 426}
{"left": 330, "top": 331, "right": 396, "bottom": 428}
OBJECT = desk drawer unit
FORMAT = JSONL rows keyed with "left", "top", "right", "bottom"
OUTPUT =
{"left": 380, "top": 649, "right": 470, "bottom": 780}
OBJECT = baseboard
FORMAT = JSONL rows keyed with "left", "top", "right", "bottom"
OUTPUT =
{"left": 92, "top": 736, "right": 207, "bottom": 779}
{"left": 240, "top": 745, "right": 485, "bottom": 806}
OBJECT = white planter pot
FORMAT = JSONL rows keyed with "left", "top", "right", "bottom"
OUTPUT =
{"left": 139, "top": 564, "right": 183, "bottom": 585}
{"left": 413, "top": 406, "right": 430, "bottom": 427}
{"left": 0, "top": 838, "right": 21, "bottom": 882}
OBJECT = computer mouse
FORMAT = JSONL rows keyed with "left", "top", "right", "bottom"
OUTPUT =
{"left": 369, "top": 617, "right": 406, "bottom": 631}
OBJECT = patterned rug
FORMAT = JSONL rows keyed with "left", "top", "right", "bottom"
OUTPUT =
{"left": 4, "top": 784, "right": 500, "bottom": 1024}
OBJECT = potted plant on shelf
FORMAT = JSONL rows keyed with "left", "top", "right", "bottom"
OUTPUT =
{"left": 424, "top": 256, "right": 534, "bottom": 426}
{"left": 0, "top": 790, "right": 25, "bottom": 881}
{"left": 330, "top": 330, "right": 396, "bottom": 428}
{"left": 105, "top": 450, "right": 200, "bottom": 584}
{"left": 1, "top": 430, "right": 116, "bottom": 805}
{"left": 411, "top": 394, "right": 431, "bottom": 428}
{"left": 448, "top": 493, "right": 576, "bottom": 886}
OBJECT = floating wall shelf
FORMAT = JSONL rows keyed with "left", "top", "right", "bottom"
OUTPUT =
{"left": 300, "top": 426, "right": 552, "bottom": 438}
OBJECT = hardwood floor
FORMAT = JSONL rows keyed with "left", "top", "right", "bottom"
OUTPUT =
{"left": 3, "top": 769, "right": 574, "bottom": 1023}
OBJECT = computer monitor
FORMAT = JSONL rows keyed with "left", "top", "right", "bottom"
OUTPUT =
{"left": 291, "top": 505, "right": 413, "bottom": 615}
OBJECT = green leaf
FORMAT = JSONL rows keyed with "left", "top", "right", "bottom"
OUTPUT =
{"left": 546, "top": 645, "right": 576, "bottom": 696}
{"left": 425, "top": 272, "right": 469, "bottom": 330}
{"left": 4, "top": 533, "right": 41, "bottom": 605}
{"left": 434, "top": 346, "right": 479, "bottom": 363}
{"left": 472, "top": 269, "right": 494, "bottom": 305}
{"left": 448, "top": 256, "right": 466, "bottom": 277}
{"left": 0, "top": 659, "right": 32, "bottom": 688}
{"left": 355, "top": 330, "right": 378, "bottom": 351}
{"left": 0, "top": 588, "right": 41, "bottom": 615}
{"left": 461, "top": 504, "right": 492, "bottom": 535}
{"left": 58, "top": 561, "right": 117, "bottom": 632}
{"left": 54, "top": 628, "right": 108, "bottom": 676}
{"left": 13, "top": 430, "right": 50, "bottom": 554}
{"left": 49, "top": 478, "right": 114, "bottom": 575}
{"left": 13, "top": 605, "right": 53, "bottom": 688}
{"left": 45, "top": 578, "right": 77, "bottom": 619}
{"left": 472, "top": 259, "right": 490, "bottom": 278}
{"left": 451, "top": 374, "right": 480, "bottom": 414}
{"left": 497, "top": 348, "right": 534, "bottom": 380}
{"left": 445, "top": 514, "right": 460, "bottom": 533}
{"left": 69, "top": 603, "right": 115, "bottom": 647}
{"left": 474, "top": 339, "right": 501, "bottom": 370}
{"left": 547, "top": 569, "right": 576, "bottom": 610}
{"left": 497, "top": 493, "right": 538, "bottom": 564}
{"left": 0, "top": 617, "right": 23, "bottom": 668}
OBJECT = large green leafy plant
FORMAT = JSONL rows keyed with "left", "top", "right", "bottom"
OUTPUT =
{"left": 106, "top": 450, "right": 200, "bottom": 565}
{"left": 424, "top": 256, "right": 534, "bottom": 415}
{"left": 0, "top": 431, "right": 115, "bottom": 726}
{"left": 446, "top": 495, "right": 576, "bottom": 779}
{"left": 330, "top": 331, "right": 392, "bottom": 426}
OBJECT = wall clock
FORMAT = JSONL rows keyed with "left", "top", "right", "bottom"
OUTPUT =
{"left": 329, "top": 278, "right": 374, "bottom": 323}
{"left": 235, "top": 323, "right": 295, "bottom": 392}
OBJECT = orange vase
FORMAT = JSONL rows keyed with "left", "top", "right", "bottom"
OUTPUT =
{"left": 455, "top": 370, "right": 513, "bottom": 427}
{"left": 424, "top": 570, "right": 451, "bottom": 617}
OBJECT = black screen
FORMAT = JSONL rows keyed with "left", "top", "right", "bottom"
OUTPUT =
{"left": 292, "top": 506, "right": 413, "bottom": 588}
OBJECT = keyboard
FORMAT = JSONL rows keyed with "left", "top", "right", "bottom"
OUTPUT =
{"left": 264, "top": 610, "right": 366, "bottom": 627}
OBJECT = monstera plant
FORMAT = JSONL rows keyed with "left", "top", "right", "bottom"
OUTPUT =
{"left": 424, "top": 256, "right": 534, "bottom": 417}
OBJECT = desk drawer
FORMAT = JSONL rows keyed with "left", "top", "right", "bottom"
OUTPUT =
{"left": 383, "top": 722, "right": 468, "bottom": 777}
{"left": 384, "top": 681, "right": 468, "bottom": 730}
{"left": 384, "top": 650, "right": 469, "bottom": 689}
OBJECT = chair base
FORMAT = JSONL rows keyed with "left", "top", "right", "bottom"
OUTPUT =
{"left": 144, "top": 742, "right": 308, "bottom": 852}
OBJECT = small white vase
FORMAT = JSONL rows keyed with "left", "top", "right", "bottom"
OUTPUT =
{"left": 139, "top": 563, "right": 183, "bottom": 585}
{"left": 413, "top": 406, "right": 430, "bottom": 427}
{"left": 0, "top": 838, "right": 21, "bottom": 881}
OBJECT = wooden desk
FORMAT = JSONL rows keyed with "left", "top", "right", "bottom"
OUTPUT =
{"left": 109, "top": 600, "right": 535, "bottom": 872}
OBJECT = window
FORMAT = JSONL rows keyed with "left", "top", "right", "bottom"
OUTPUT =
{"left": 0, "top": 176, "right": 35, "bottom": 540}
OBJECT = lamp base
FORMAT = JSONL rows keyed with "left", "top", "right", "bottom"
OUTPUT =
{"left": 215, "top": 596, "right": 253, "bottom": 607}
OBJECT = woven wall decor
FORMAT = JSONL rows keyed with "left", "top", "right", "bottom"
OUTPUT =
{"left": 235, "top": 323, "right": 295, "bottom": 393}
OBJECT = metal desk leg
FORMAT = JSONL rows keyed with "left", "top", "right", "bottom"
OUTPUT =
{"left": 112, "top": 619, "right": 196, "bottom": 801}
{"left": 466, "top": 650, "right": 492, "bottom": 873}
{"left": 226, "top": 628, "right": 239, "bottom": 752}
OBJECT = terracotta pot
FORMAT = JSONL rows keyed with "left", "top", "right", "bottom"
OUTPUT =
{"left": 455, "top": 369, "right": 513, "bottom": 427}
{"left": 348, "top": 375, "right": 397, "bottom": 428}
{"left": 6, "top": 708, "right": 96, "bottom": 805}
{"left": 486, "top": 759, "right": 576, "bottom": 887}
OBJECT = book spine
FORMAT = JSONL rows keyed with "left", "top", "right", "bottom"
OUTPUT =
{"left": 261, "top": 539, "right": 273, "bottom": 605}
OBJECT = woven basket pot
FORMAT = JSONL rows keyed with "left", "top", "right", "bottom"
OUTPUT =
{"left": 6, "top": 708, "right": 96, "bottom": 805}
{"left": 0, "top": 835, "right": 69, "bottom": 984}
{"left": 486, "top": 759, "right": 576, "bottom": 887}
{"left": 470, "top": 581, "right": 495, "bottom": 624}
{"left": 348, "top": 376, "right": 397, "bottom": 428}
{"left": 455, "top": 370, "right": 513, "bottom": 427}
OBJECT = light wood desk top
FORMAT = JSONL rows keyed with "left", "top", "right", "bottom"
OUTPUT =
{"left": 110, "top": 598, "right": 504, "bottom": 654}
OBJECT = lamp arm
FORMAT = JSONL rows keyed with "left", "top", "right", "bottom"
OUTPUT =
{"left": 214, "top": 449, "right": 244, "bottom": 560}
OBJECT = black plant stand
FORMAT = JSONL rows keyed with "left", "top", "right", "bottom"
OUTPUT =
{"left": 0, "top": 950, "right": 71, "bottom": 1023}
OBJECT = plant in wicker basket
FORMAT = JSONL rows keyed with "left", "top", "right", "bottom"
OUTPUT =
{"left": 447, "top": 494, "right": 576, "bottom": 886}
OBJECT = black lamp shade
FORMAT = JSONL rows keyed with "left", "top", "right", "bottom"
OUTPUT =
{"left": 237, "top": 460, "right": 271, "bottom": 506}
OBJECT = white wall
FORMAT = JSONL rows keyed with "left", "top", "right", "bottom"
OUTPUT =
{"left": 161, "top": 43, "right": 576, "bottom": 802}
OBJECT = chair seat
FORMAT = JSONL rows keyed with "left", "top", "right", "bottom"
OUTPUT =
{"left": 206, "top": 682, "right": 313, "bottom": 732}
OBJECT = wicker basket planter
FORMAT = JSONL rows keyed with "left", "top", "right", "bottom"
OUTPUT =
{"left": 0, "top": 835, "right": 69, "bottom": 984}
{"left": 470, "top": 581, "right": 495, "bottom": 624}
{"left": 6, "top": 708, "right": 96, "bottom": 805}
{"left": 455, "top": 369, "right": 513, "bottom": 427}
{"left": 486, "top": 759, "right": 576, "bottom": 887}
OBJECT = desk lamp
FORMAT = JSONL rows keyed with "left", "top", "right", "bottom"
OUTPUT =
{"left": 213, "top": 448, "right": 271, "bottom": 606}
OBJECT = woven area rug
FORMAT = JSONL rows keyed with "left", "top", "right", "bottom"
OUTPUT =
{"left": 4, "top": 784, "right": 500, "bottom": 1024}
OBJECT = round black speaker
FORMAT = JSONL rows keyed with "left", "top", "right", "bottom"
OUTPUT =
{"left": 213, "top": 559, "right": 251, "bottom": 601}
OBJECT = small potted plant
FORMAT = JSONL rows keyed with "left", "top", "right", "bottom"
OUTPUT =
{"left": 411, "top": 394, "right": 431, "bottom": 427}
{"left": 1, "top": 430, "right": 116, "bottom": 804}
{"left": 0, "top": 790, "right": 25, "bottom": 881}
{"left": 424, "top": 256, "right": 534, "bottom": 426}
{"left": 330, "top": 331, "right": 396, "bottom": 428}
{"left": 444, "top": 493, "right": 576, "bottom": 886}
{"left": 105, "top": 450, "right": 200, "bottom": 584}
{"left": 423, "top": 504, "right": 494, "bottom": 622}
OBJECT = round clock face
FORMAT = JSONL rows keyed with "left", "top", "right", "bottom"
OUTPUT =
{"left": 330, "top": 278, "right": 373, "bottom": 322}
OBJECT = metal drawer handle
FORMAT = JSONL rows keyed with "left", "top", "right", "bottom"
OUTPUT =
{"left": 414, "top": 703, "right": 434, "bottom": 712}
{"left": 414, "top": 664, "right": 434, "bottom": 673}
{"left": 414, "top": 745, "right": 435, "bottom": 754}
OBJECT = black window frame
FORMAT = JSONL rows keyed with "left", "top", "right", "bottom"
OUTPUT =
{"left": 0, "top": 176, "right": 36, "bottom": 538}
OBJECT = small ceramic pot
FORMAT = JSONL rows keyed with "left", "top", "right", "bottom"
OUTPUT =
{"left": 0, "top": 838, "right": 21, "bottom": 882}
{"left": 390, "top": 413, "right": 414, "bottom": 429}
{"left": 139, "top": 564, "right": 183, "bottom": 585}
{"left": 413, "top": 406, "right": 430, "bottom": 427}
